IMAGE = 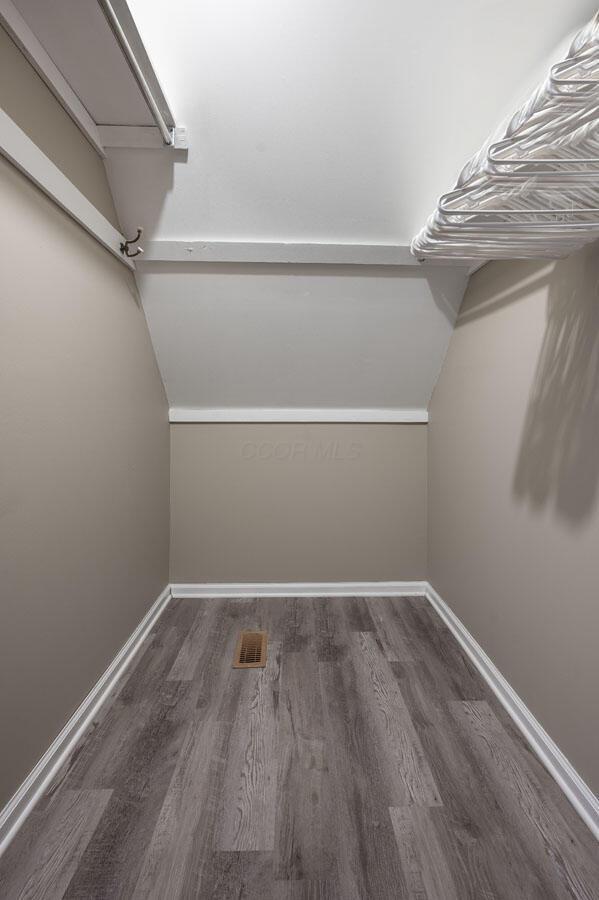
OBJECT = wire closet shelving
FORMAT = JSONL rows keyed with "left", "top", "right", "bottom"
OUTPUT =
{"left": 412, "top": 13, "right": 599, "bottom": 260}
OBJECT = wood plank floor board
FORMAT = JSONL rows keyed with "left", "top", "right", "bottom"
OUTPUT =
{"left": 45, "top": 606, "right": 194, "bottom": 796}
{"left": 408, "top": 598, "right": 493, "bottom": 701}
{"left": 271, "top": 878, "right": 341, "bottom": 899}
{"left": 495, "top": 704, "right": 599, "bottom": 852}
{"left": 391, "top": 597, "right": 489, "bottom": 701}
{"left": 180, "top": 712, "right": 273, "bottom": 900}
{"left": 1, "top": 596, "right": 597, "bottom": 900}
{"left": 152, "top": 596, "right": 198, "bottom": 635}
{"left": 117, "top": 623, "right": 191, "bottom": 705}
{"left": 142, "top": 601, "right": 268, "bottom": 895}
{"left": 452, "top": 700, "right": 599, "bottom": 900}
{"left": 352, "top": 631, "right": 442, "bottom": 807}
{"left": 393, "top": 660, "right": 568, "bottom": 899}
{"left": 192, "top": 600, "right": 248, "bottom": 713}
{"left": 274, "top": 646, "right": 336, "bottom": 881}
{"left": 319, "top": 654, "right": 410, "bottom": 899}
{"left": 313, "top": 597, "right": 345, "bottom": 663}
{"left": 312, "top": 596, "right": 374, "bottom": 664}
{"left": 282, "top": 596, "right": 316, "bottom": 653}
{"left": 43, "top": 627, "right": 194, "bottom": 802}
{"left": 210, "top": 597, "right": 268, "bottom": 724}
{"left": 255, "top": 595, "right": 316, "bottom": 653}
{"left": 131, "top": 717, "right": 222, "bottom": 899}
{"left": 166, "top": 603, "right": 210, "bottom": 680}
{"left": 0, "top": 790, "right": 111, "bottom": 900}
{"left": 61, "top": 694, "right": 193, "bottom": 898}
{"left": 253, "top": 596, "right": 292, "bottom": 645}
{"left": 389, "top": 805, "right": 461, "bottom": 900}
{"left": 367, "top": 596, "right": 419, "bottom": 662}
{"left": 216, "top": 641, "right": 282, "bottom": 851}
{"left": 215, "top": 658, "right": 254, "bottom": 726}
{"left": 54, "top": 679, "right": 195, "bottom": 795}
{"left": 199, "top": 850, "right": 275, "bottom": 899}
{"left": 333, "top": 595, "right": 377, "bottom": 633}
{"left": 140, "top": 680, "right": 250, "bottom": 897}
{"left": 151, "top": 601, "right": 270, "bottom": 890}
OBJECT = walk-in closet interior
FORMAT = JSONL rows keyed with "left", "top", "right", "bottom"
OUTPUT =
{"left": 1, "top": 1, "right": 598, "bottom": 896}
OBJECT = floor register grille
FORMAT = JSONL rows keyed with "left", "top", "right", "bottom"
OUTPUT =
{"left": 233, "top": 630, "right": 267, "bottom": 668}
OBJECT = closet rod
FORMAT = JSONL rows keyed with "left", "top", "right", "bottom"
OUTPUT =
{"left": 0, "top": 109, "right": 135, "bottom": 268}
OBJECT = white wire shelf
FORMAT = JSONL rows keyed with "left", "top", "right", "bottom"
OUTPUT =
{"left": 412, "top": 14, "right": 599, "bottom": 260}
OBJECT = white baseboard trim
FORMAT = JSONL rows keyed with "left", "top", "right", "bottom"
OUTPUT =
{"left": 170, "top": 581, "right": 428, "bottom": 599}
{"left": 0, "top": 585, "right": 172, "bottom": 857}
{"left": 425, "top": 583, "right": 599, "bottom": 841}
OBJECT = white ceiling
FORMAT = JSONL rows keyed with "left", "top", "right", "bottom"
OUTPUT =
{"left": 12, "top": 0, "right": 597, "bottom": 414}
{"left": 117, "top": 0, "right": 597, "bottom": 243}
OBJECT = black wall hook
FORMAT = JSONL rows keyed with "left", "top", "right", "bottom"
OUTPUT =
{"left": 120, "top": 227, "right": 144, "bottom": 258}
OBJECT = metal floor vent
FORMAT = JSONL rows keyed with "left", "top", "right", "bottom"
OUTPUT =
{"left": 233, "top": 631, "right": 267, "bottom": 668}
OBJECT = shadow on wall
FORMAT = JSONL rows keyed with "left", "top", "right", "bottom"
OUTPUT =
{"left": 104, "top": 146, "right": 187, "bottom": 241}
{"left": 425, "top": 265, "right": 470, "bottom": 327}
{"left": 457, "top": 259, "right": 554, "bottom": 327}
{"left": 513, "top": 243, "right": 599, "bottom": 525}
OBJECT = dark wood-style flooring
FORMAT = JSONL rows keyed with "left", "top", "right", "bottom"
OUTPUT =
{"left": 1, "top": 595, "right": 597, "bottom": 899}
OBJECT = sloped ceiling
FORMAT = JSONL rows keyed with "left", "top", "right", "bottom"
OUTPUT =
{"left": 120, "top": 0, "right": 597, "bottom": 243}
{"left": 14, "top": 0, "right": 598, "bottom": 415}
{"left": 138, "top": 263, "right": 468, "bottom": 414}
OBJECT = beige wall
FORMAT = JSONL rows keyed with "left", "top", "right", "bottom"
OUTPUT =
{"left": 0, "top": 54, "right": 169, "bottom": 804}
{"left": 428, "top": 246, "right": 599, "bottom": 793}
{"left": 170, "top": 424, "right": 427, "bottom": 583}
